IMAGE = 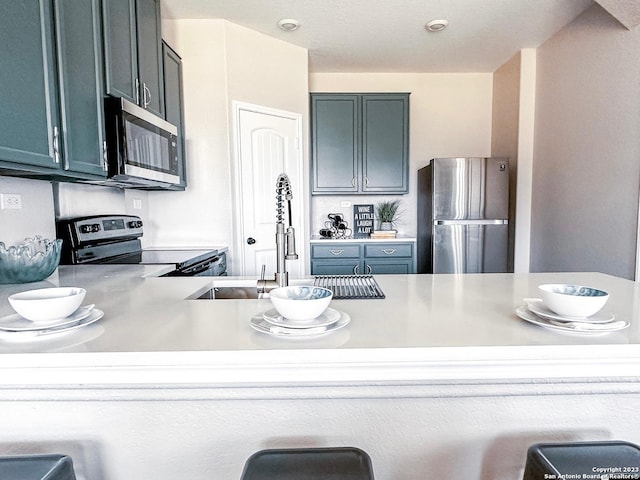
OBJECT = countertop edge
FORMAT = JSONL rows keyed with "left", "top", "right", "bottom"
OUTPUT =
{"left": 1, "top": 345, "right": 640, "bottom": 396}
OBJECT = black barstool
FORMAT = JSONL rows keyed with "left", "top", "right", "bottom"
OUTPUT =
{"left": 0, "top": 454, "right": 76, "bottom": 480}
{"left": 524, "top": 441, "right": 640, "bottom": 480}
{"left": 241, "top": 447, "right": 374, "bottom": 479}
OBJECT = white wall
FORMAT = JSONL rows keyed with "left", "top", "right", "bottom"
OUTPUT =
{"left": 308, "top": 73, "right": 493, "bottom": 237}
{"left": 531, "top": 4, "right": 640, "bottom": 279}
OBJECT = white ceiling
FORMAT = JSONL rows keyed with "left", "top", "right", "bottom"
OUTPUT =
{"left": 160, "top": 0, "right": 594, "bottom": 73}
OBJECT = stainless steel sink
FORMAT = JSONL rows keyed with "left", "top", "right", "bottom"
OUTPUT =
{"left": 194, "top": 286, "right": 265, "bottom": 300}
{"left": 187, "top": 278, "right": 314, "bottom": 300}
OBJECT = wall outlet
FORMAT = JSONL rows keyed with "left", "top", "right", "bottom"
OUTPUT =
{"left": 0, "top": 193, "right": 22, "bottom": 210}
{"left": 340, "top": 200, "right": 352, "bottom": 207}
{"left": 133, "top": 198, "right": 143, "bottom": 210}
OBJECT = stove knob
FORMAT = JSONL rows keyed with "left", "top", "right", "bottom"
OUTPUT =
{"left": 128, "top": 220, "right": 143, "bottom": 228}
{"left": 91, "top": 224, "right": 101, "bottom": 232}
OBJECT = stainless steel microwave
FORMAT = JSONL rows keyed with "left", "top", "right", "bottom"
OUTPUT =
{"left": 104, "top": 97, "right": 180, "bottom": 188}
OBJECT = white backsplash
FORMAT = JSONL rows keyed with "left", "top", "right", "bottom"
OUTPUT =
{"left": 310, "top": 195, "right": 410, "bottom": 237}
{"left": 0, "top": 176, "right": 56, "bottom": 246}
{"left": 0, "top": 176, "right": 154, "bottom": 249}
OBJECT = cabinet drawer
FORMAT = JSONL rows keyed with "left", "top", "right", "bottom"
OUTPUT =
{"left": 311, "top": 260, "right": 360, "bottom": 276}
{"left": 364, "top": 243, "right": 413, "bottom": 258}
{"left": 311, "top": 244, "right": 361, "bottom": 259}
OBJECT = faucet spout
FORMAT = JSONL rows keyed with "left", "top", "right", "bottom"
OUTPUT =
{"left": 257, "top": 173, "right": 299, "bottom": 293}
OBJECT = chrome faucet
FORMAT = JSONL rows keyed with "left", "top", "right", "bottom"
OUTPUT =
{"left": 257, "top": 173, "right": 298, "bottom": 293}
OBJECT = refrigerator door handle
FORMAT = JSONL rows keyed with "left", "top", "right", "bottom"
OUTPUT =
{"left": 434, "top": 219, "right": 508, "bottom": 226}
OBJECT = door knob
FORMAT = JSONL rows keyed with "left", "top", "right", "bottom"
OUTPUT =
{"left": 247, "top": 237, "right": 256, "bottom": 245}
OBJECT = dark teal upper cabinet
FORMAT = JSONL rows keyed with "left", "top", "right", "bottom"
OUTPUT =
{"left": 0, "top": 0, "right": 106, "bottom": 178}
{"left": 0, "top": 1, "right": 60, "bottom": 169}
{"left": 311, "top": 93, "right": 409, "bottom": 195}
{"left": 162, "top": 41, "right": 187, "bottom": 189}
{"left": 103, "top": 0, "right": 165, "bottom": 118}
{"left": 54, "top": 0, "right": 107, "bottom": 176}
{"left": 136, "top": 0, "right": 164, "bottom": 116}
{"left": 311, "top": 95, "right": 359, "bottom": 193}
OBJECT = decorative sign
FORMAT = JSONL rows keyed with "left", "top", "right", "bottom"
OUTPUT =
{"left": 353, "top": 204, "right": 374, "bottom": 238}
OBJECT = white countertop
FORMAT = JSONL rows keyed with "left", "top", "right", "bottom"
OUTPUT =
{"left": 310, "top": 235, "right": 416, "bottom": 242}
{"left": 0, "top": 267, "right": 639, "bottom": 391}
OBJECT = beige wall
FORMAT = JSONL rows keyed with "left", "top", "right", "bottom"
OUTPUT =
{"left": 309, "top": 73, "right": 493, "bottom": 237}
{"left": 492, "top": 53, "right": 521, "bottom": 272}
{"left": 150, "top": 20, "right": 309, "bottom": 274}
{"left": 531, "top": 4, "right": 640, "bottom": 279}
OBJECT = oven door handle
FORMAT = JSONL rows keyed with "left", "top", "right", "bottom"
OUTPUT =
{"left": 179, "top": 257, "right": 220, "bottom": 275}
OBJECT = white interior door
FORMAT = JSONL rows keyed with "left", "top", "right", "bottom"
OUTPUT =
{"left": 234, "top": 103, "right": 304, "bottom": 278}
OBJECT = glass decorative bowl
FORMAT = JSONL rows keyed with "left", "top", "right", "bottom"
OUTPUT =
{"left": 0, "top": 236, "right": 63, "bottom": 284}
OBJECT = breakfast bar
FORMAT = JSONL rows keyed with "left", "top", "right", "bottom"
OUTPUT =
{"left": 0, "top": 268, "right": 639, "bottom": 478}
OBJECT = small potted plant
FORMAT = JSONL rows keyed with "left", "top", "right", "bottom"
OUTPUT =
{"left": 376, "top": 200, "right": 401, "bottom": 231}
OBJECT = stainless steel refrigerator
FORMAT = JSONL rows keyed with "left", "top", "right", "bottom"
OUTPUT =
{"left": 417, "top": 157, "right": 509, "bottom": 273}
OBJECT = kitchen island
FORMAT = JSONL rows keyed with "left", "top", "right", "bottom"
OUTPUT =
{"left": 0, "top": 267, "right": 638, "bottom": 479}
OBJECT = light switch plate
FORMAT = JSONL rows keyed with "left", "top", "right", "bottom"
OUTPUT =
{"left": 340, "top": 201, "right": 351, "bottom": 207}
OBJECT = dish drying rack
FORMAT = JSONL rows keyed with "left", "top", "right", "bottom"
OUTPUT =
{"left": 313, "top": 275, "right": 385, "bottom": 300}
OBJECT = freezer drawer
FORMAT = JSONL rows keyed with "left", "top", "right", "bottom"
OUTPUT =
{"left": 433, "top": 223, "right": 508, "bottom": 273}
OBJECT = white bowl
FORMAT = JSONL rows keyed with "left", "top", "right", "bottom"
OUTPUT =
{"left": 538, "top": 283, "right": 609, "bottom": 318}
{"left": 269, "top": 286, "right": 333, "bottom": 321}
{"left": 8, "top": 287, "right": 86, "bottom": 322}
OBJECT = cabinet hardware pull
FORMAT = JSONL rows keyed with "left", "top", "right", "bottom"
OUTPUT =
{"left": 366, "top": 264, "right": 372, "bottom": 274}
{"left": 364, "top": 176, "right": 369, "bottom": 187}
{"left": 52, "top": 126, "right": 60, "bottom": 164}
{"left": 329, "top": 249, "right": 344, "bottom": 256}
{"left": 102, "top": 141, "right": 108, "bottom": 171}
{"left": 143, "top": 83, "right": 151, "bottom": 108}
{"left": 353, "top": 264, "right": 359, "bottom": 274}
{"left": 382, "top": 249, "right": 396, "bottom": 255}
{"left": 351, "top": 177, "right": 357, "bottom": 189}
{"left": 135, "top": 78, "right": 140, "bottom": 105}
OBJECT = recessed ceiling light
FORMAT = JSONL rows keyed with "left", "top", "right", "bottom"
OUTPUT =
{"left": 425, "top": 19, "right": 448, "bottom": 32}
{"left": 278, "top": 18, "right": 300, "bottom": 31}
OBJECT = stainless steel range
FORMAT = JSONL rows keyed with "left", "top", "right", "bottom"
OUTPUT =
{"left": 56, "top": 215, "right": 227, "bottom": 276}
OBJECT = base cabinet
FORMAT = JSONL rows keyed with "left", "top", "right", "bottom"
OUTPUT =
{"left": 311, "top": 241, "right": 416, "bottom": 275}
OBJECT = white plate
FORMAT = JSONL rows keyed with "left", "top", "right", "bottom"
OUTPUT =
{"left": 263, "top": 307, "right": 341, "bottom": 329}
{"left": 0, "top": 305, "right": 95, "bottom": 332}
{"left": 516, "top": 305, "right": 628, "bottom": 335}
{"left": 0, "top": 308, "right": 104, "bottom": 340}
{"left": 526, "top": 299, "right": 614, "bottom": 323}
{"left": 251, "top": 310, "right": 350, "bottom": 337}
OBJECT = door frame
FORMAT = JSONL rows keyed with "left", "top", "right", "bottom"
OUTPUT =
{"left": 231, "top": 101, "right": 307, "bottom": 277}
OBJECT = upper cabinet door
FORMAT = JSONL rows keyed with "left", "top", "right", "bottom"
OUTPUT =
{"left": 0, "top": 1, "right": 60, "bottom": 168}
{"left": 311, "top": 94, "right": 359, "bottom": 194}
{"left": 102, "top": 0, "right": 164, "bottom": 117}
{"left": 162, "top": 41, "right": 186, "bottom": 189}
{"left": 102, "top": 0, "right": 138, "bottom": 104}
{"left": 361, "top": 94, "right": 409, "bottom": 193}
{"left": 54, "top": 0, "right": 107, "bottom": 176}
{"left": 136, "top": 0, "right": 164, "bottom": 117}
{"left": 310, "top": 93, "right": 409, "bottom": 195}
